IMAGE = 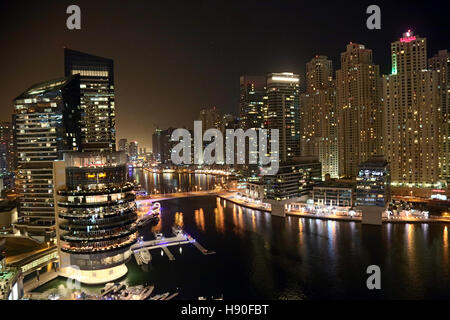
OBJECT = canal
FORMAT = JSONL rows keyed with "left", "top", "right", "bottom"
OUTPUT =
{"left": 35, "top": 195, "right": 450, "bottom": 299}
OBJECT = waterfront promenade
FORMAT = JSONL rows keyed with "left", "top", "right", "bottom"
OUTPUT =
{"left": 218, "top": 193, "right": 450, "bottom": 224}
{"left": 136, "top": 190, "right": 229, "bottom": 203}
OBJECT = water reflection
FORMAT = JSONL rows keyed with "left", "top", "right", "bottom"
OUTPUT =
{"left": 194, "top": 208, "right": 206, "bottom": 231}
{"left": 130, "top": 168, "right": 226, "bottom": 194}
{"left": 35, "top": 196, "right": 450, "bottom": 299}
{"left": 174, "top": 211, "right": 184, "bottom": 227}
{"left": 444, "top": 226, "right": 448, "bottom": 267}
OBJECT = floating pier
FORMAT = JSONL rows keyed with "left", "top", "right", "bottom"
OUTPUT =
{"left": 162, "top": 246, "right": 175, "bottom": 261}
{"left": 131, "top": 229, "right": 214, "bottom": 262}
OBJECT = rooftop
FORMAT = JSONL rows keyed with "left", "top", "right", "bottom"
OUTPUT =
{"left": 15, "top": 75, "right": 80, "bottom": 100}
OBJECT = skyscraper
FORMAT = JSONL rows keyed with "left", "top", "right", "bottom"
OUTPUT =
{"left": 266, "top": 72, "right": 300, "bottom": 163}
{"left": 239, "top": 76, "right": 266, "bottom": 131}
{"left": 300, "top": 55, "right": 338, "bottom": 179}
{"left": 383, "top": 31, "right": 440, "bottom": 187}
{"left": 64, "top": 48, "right": 116, "bottom": 152}
{"left": 336, "top": 43, "right": 382, "bottom": 178}
{"left": 429, "top": 49, "right": 450, "bottom": 183}
{"left": 198, "top": 107, "right": 222, "bottom": 131}
{"left": 0, "top": 122, "right": 15, "bottom": 191}
{"left": 118, "top": 138, "right": 128, "bottom": 154}
{"left": 13, "top": 75, "right": 82, "bottom": 240}
{"left": 0, "top": 122, "right": 15, "bottom": 175}
{"left": 128, "top": 141, "right": 138, "bottom": 160}
{"left": 152, "top": 128, "right": 176, "bottom": 164}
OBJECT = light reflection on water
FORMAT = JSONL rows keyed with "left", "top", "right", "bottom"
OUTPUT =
{"left": 130, "top": 168, "right": 225, "bottom": 194}
{"left": 35, "top": 196, "right": 450, "bottom": 300}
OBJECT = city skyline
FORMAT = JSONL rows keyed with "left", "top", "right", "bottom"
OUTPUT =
{"left": 1, "top": 1, "right": 449, "bottom": 149}
{"left": 1, "top": 0, "right": 450, "bottom": 304}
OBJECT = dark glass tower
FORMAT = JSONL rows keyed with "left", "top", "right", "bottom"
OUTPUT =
{"left": 266, "top": 72, "right": 300, "bottom": 163}
{"left": 239, "top": 75, "right": 266, "bottom": 131}
{"left": 64, "top": 48, "right": 116, "bottom": 152}
{"left": 13, "top": 75, "right": 82, "bottom": 241}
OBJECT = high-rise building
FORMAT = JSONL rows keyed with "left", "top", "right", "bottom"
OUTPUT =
{"left": 222, "top": 114, "right": 239, "bottom": 131}
{"left": 13, "top": 75, "right": 82, "bottom": 241}
{"left": 0, "top": 122, "right": 15, "bottom": 176}
{"left": 152, "top": 129, "right": 162, "bottom": 163}
{"left": 383, "top": 31, "right": 440, "bottom": 187}
{"left": 429, "top": 49, "right": 450, "bottom": 183}
{"left": 118, "top": 138, "right": 128, "bottom": 153}
{"left": 336, "top": 43, "right": 382, "bottom": 178}
{"left": 152, "top": 128, "right": 176, "bottom": 164}
{"left": 55, "top": 152, "right": 137, "bottom": 284}
{"left": 128, "top": 141, "right": 138, "bottom": 160}
{"left": 239, "top": 76, "right": 266, "bottom": 131}
{"left": 300, "top": 55, "right": 339, "bottom": 179}
{"left": 266, "top": 72, "right": 300, "bottom": 163}
{"left": 198, "top": 107, "right": 222, "bottom": 131}
{"left": 64, "top": 48, "right": 116, "bottom": 152}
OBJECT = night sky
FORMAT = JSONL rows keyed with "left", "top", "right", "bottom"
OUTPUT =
{"left": 1, "top": 0, "right": 449, "bottom": 149}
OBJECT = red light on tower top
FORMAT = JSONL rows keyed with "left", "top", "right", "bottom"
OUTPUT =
{"left": 400, "top": 29, "right": 416, "bottom": 43}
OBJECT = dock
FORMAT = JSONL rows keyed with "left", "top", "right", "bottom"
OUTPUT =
{"left": 131, "top": 231, "right": 214, "bottom": 262}
{"left": 162, "top": 247, "right": 175, "bottom": 261}
{"left": 188, "top": 236, "right": 208, "bottom": 255}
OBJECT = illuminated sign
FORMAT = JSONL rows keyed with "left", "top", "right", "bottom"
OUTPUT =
{"left": 271, "top": 76, "right": 299, "bottom": 82}
{"left": 400, "top": 30, "right": 416, "bottom": 43}
{"left": 400, "top": 36, "right": 416, "bottom": 43}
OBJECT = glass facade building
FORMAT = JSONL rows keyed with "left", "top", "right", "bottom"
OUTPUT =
{"left": 312, "top": 180, "right": 355, "bottom": 207}
{"left": 266, "top": 72, "right": 300, "bottom": 163}
{"left": 264, "top": 158, "right": 322, "bottom": 201}
{"left": 239, "top": 75, "right": 266, "bottom": 131}
{"left": 64, "top": 49, "right": 116, "bottom": 152}
{"left": 356, "top": 156, "right": 391, "bottom": 207}
{"left": 13, "top": 75, "right": 82, "bottom": 240}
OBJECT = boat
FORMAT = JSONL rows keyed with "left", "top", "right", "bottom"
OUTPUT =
{"left": 158, "top": 292, "right": 170, "bottom": 300}
{"left": 151, "top": 202, "right": 161, "bottom": 217}
{"left": 140, "top": 286, "right": 154, "bottom": 300}
{"left": 140, "top": 249, "right": 152, "bottom": 264}
{"left": 100, "top": 282, "right": 119, "bottom": 296}
{"left": 136, "top": 214, "right": 158, "bottom": 228}
{"left": 149, "top": 294, "right": 163, "bottom": 300}
{"left": 172, "top": 225, "right": 183, "bottom": 236}
{"left": 163, "top": 292, "right": 179, "bottom": 300}
{"left": 113, "top": 282, "right": 127, "bottom": 293}
{"left": 119, "top": 285, "right": 148, "bottom": 300}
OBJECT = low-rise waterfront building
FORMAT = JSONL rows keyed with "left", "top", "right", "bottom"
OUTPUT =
{"left": 356, "top": 156, "right": 390, "bottom": 225}
{"left": 264, "top": 157, "right": 322, "bottom": 202}
{"left": 263, "top": 157, "right": 322, "bottom": 216}
{"left": 313, "top": 178, "right": 355, "bottom": 207}
{"left": 243, "top": 182, "right": 265, "bottom": 202}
